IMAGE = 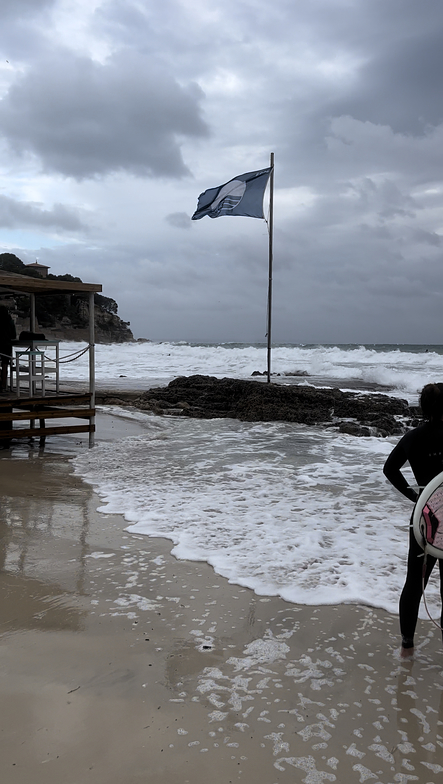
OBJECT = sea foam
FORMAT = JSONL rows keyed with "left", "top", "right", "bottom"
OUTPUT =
{"left": 72, "top": 414, "right": 442, "bottom": 615}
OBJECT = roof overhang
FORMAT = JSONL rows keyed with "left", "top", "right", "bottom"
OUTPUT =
{"left": 0, "top": 270, "right": 102, "bottom": 295}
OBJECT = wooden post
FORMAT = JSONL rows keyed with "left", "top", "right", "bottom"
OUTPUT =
{"left": 30, "top": 293, "right": 36, "bottom": 332}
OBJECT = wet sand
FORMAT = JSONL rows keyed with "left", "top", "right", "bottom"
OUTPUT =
{"left": 1, "top": 412, "right": 443, "bottom": 784}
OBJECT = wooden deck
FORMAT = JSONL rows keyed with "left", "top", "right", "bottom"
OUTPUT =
{"left": 0, "top": 391, "right": 95, "bottom": 444}
{"left": 1, "top": 269, "right": 101, "bottom": 446}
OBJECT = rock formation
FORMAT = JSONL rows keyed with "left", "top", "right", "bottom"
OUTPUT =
{"left": 96, "top": 374, "right": 418, "bottom": 437}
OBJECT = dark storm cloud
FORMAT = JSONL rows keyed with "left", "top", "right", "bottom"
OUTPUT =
{"left": 0, "top": 195, "right": 86, "bottom": 231}
{"left": 331, "top": 29, "right": 443, "bottom": 135}
{"left": 0, "top": 49, "right": 209, "bottom": 179}
{"left": 236, "top": 0, "right": 443, "bottom": 182}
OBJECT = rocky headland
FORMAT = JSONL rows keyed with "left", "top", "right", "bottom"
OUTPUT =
{"left": 96, "top": 374, "right": 418, "bottom": 437}
{"left": 28, "top": 301, "right": 134, "bottom": 344}
{"left": 0, "top": 252, "right": 134, "bottom": 343}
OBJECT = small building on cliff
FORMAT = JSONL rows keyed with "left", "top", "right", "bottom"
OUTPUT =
{"left": 24, "top": 261, "right": 50, "bottom": 278}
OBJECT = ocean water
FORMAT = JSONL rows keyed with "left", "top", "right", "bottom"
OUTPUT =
{"left": 70, "top": 341, "right": 443, "bottom": 616}
{"left": 58, "top": 340, "right": 443, "bottom": 399}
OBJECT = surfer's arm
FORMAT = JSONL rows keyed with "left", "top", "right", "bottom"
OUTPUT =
{"left": 383, "top": 444, "right": 419, "bottom": 503}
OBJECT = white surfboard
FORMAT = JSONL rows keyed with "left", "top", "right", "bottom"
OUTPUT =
{"left": 412, "top": 470, "right": 443, "bottom": 559}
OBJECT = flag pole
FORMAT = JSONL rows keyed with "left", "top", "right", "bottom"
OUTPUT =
{"left": 266, "top": 152, "right": 274, "bottom": 383}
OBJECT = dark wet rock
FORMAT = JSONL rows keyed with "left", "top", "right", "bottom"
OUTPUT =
{"left": 98, "top": 375, "right": 415, "bottom": 437}
{"left": 251, "top": 370, "right": 308, "bottom": 377}
{"left": 338, "top": 423, "right": 372, "bottom": 437}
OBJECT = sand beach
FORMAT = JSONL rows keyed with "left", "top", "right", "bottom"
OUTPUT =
{"left": 1, "top": 411, "right": 443, "bottom": 784}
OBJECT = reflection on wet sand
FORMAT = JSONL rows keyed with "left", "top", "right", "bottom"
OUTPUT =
{"left": 0, "top": 452, "right": 92, "bottom": 633}
{"left": 0, "top": 572, "right": 85, "bottom": 633}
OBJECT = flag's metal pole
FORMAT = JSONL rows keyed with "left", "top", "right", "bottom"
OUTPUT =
{"left": 266, "top": 152, "right": 274, "bottom": 383}
{"left": 89, "top": 291, "right": 96, "bottom": 447}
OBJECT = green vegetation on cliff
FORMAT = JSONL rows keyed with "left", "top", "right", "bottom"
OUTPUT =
{"left": 0, "top": 253, "right": 133, "bottom": 343}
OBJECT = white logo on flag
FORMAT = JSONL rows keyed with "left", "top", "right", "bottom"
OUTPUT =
{"left": 211, "top": 179, "right": 247, "bottom": 216}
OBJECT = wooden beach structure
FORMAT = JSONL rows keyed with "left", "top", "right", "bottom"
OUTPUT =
{"left": 0, "top": 270, "right": 102, "bottom": 446}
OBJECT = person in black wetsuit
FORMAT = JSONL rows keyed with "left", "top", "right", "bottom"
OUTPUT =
{"left": 0, "top": 305, "right": 16, "bottom": 392}
{"left": 383, "top": 382, "right": 443, "bottom": 658}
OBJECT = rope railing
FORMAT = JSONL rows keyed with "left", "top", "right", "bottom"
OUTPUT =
{"left": 52, "top": 346, "right": 89, "bottom": 364}
{"left": 22, "top": 346, "right": 90, "bottom": 364}
{"left": 3, "top": 344, "right": 91, "bottom": 393}
{"left": 10, "top": 344, "right": 90, "bottom": 364}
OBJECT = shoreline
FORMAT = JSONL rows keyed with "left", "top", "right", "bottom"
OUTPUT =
{"left": 1, "top": 412, "right": 443, "bottom": 782}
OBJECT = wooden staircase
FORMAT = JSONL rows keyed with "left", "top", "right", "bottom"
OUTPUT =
{"left": 0, "top": 392, "right": 95, "bottom": 445}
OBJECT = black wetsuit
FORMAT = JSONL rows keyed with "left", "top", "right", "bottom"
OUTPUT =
{"left": 383, "top": 421, "right": 443, "bottom": 647}
{"left": 0, "top": 311, "right": 16, "bottom": 391}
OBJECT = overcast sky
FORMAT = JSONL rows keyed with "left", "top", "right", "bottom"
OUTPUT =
{"left": 1, "top": 0, "right": 443, "bottom": 344}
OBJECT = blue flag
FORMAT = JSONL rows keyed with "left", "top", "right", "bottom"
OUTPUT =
{"left": 192, "top": 167, "right": 272, "bottom": 220}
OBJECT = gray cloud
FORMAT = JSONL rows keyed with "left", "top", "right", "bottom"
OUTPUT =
{"left": 2, "top": 0, "right": 56, "bottom": 9}
{"left": 0, "top": 0, "right": 56, "bottom": 60}
{"left": 331, "top": 31, "right": 443, "bottom": 135}
{"left": 0, "top": 195, "right": 86, "bottom": 231}
{"left": 0, "top": 49, "right": 209, "bottom": 179}
{"left": 21, "top": 210, "right": 443, "bottom": 345}
{"left": 165, "top": 212, "right": 192, "bottom": 229}
{"left": 2, "top": 0, "right": 54, "bottom": 15}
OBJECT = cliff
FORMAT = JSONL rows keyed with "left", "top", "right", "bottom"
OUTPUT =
{"left": 14, "top": 303, "right": 134, "bottom": 344}
{"left": 0, "top": 252, "right": 134, "bottom": 343}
